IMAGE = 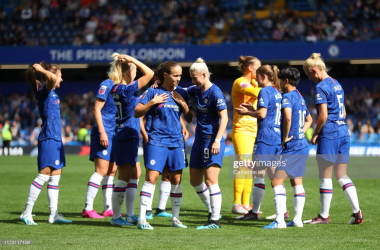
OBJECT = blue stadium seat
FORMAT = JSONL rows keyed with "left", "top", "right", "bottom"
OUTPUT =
{"left": 368, "top": 133, "right": 380, "bottom": 144}
{"left": 39, "top": 31, "right": 45, "bottom": 37}
{"left": 47, "top": 31, "right": 53, "bottom": 37}
{"left": 43, "top": 24, "right": 50, "bottom": 31}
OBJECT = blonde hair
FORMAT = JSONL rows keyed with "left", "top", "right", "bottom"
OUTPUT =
{"left": 238, "top": 55, "right": 259, "bottom": 74}
{"left": 256, "top": 65, "right": 281, "bottom": 92}
{"left": 189, "top": 57, "right": 211, "bottom": 79}
{"left": 107, "top": 52, "right": 134, "bottom": 84}
{"left": 303, "top": 53, "right": 329, "bottom": 73}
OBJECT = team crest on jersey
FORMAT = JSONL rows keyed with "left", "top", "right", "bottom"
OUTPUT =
{"left": 150, "top": 159, "right": 156, "bottom": 165}
{"left": 204, "top": 98, "right": 208, "bottom": 104}
{"left": 103, "top": 150, "right": 108, "bottom": 156}
{"left": 334, "top": 85, "right": 342, "bottom": 92}
{"left": 240, "top": 82, "right": 249, "bottom": 89}
{"left": 99, "top": 85, "right": 107, "bottom": 95}
{"left": 55, "top": 160, "right": 59, "bottom": 165}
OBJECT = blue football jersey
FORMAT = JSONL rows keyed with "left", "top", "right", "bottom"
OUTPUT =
{"left": 256, "top": 86, "right": 282, "bottom": 146}
{"left": 139, "top": 85, "right": 190, "bottom": 147}
{"left": 111, "top": 80, "right": 140, "bottom": 141}
{"left": 187, "top": 84, "right": 227, "bottom": 141}
{"left": 36, "top": 85, "right": 62, "bottom": 141}
{"left": 281, "top": 90, "right": 310, "bottom": 152}
{"left": 91, "top": 79, "right": 117, "bottom": 137}
{"left": 315, "top": 77, "right": 349, "bottom": 139}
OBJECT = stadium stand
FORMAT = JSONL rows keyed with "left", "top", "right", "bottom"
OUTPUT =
{"left": 0, "top": 0, "right": 378, "bottom": 46}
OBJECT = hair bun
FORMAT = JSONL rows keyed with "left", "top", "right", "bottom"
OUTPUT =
{"left": 195, "top": 57, "right": 204, "bottom": 63}
{"left": 311, "top": 53, "right": 321, "bottom": 60}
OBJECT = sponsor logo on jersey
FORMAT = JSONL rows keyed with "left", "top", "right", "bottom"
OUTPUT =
{"left": 259, "top": 98, "right": 264, "bottom": 104}
{"left": 103, "top": 150, "right": 108, "bottom": 156}
{"left": 112, "top": 85, "right": 119, "bottom": 92}
{"left": 275, "top": 93, "right": 282, "bottom": 100}
{"left": 315, "top": 93, "right": 322, "bottom": 100}
{"left": 112, "top": 93, "right": 119, "bottom": 99}
{"left": 274, "top": 127, "right": 281, "bottom": 133}
{"left": 282, "top": 98, "right": 289, "bottom": 105}
{"left": 150, "top": 159, "right": 156, "bottom": 165}
{"left": 204, "top": 98, "right": 208, "bottom": 104}
{"left": 99, "top": 85, "right": 107, "bottom": 95}
{"left": 55, "top": 100, "right": 59, "bottom": 105}
{"left": 197, "top": 105, "right": 208, "bottom": 113}
{"left": 164, "top": 104, "right": 179, "bottom": 111}
{"left": 52, "top": 94, "right": 57, "bottom": 97}
{"left": 240, "top": 82, "right": 249, "bottom": 88}
{"left": 55, "top": 160, "right": 59, "bottom": 165}
{"left": 158, "top": 104, "right": 164, "bottom": 108}
{"left": 216, "top": 98, "right": 226, "bottom": 107}
{"left": 301, "top": 99, "right": 305, "bottom": 106}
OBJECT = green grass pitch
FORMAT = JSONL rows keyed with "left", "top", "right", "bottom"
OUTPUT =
{"left": 0, "top": 156, "right": 379, "bottom": 249}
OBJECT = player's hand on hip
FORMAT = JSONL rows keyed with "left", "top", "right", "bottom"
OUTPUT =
{"left": 282, "top": 135, "right": 293, "bottom": 148}
{"left": 152, "top": 93, "right": 169, "bottom": 105}
{"left": 100, "top": 132, "right": 109, "bottom": 148}
{"left": 211, "top": 141, "right": 220, "bottom": 155}
{"left": 311, "top": 135, "right": 318, "bottom": 145}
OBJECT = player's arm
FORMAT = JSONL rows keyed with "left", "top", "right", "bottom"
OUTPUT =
{"left": 32, "top": 63, "right": 57, "bottom": 92}
{"left": 180, "top": 116, "right": 189, "bottom": 141}
{"left": 171, "top": 91, "right": 193, "bottom": 123}
{"left": 211, "top": 109, "right": 228, "bottom": 155}
{"left": 303, "top": 114, "right": 313, "bottom": 134}
{"left": 93, "top": 98, "right": 108, "bottom": 148}
{"left": 282, "top": 107, "right": 293, "bottom": 148}
{"left": 140, "top": 116, "right": 149, "bottom": 145}
{"left": 235, "top": 81, "right": 261, "bottom": 97}
{"left": 117, "top": 54, "right": 154, "bottom": 89}
{"left": 134, "top": 93, "right": 169, "bottom": 118}
{"left": 235, "top": 103, "right": 267, "bottom": 119}
{"left": 311, "top": 103, "right": 328, "bottom": 145}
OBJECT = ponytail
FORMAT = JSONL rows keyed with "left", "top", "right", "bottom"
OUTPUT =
{"left": 27, "top": 66, "right": 41, "bottom": 97}
{"left": 26, "top": 61, "right": 60, "bottom": 97}
{"left": 108, "top": 52, "right": 123, "bottom": 84}
{"left": 256, "top": 65, "right": 281, "bottom": 92}
{"left": 156, "top": 60, "right": 179, "bottom": 83}
{"left": 107, "top": 52, "right": 135, "bottom": 84}
{"left": 272, "top": 65, "right": 280, "bottom": 91}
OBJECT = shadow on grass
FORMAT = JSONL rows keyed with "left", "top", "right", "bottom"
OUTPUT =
{"left": 9, "top": 211, "right": 85, "bottom": 218}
